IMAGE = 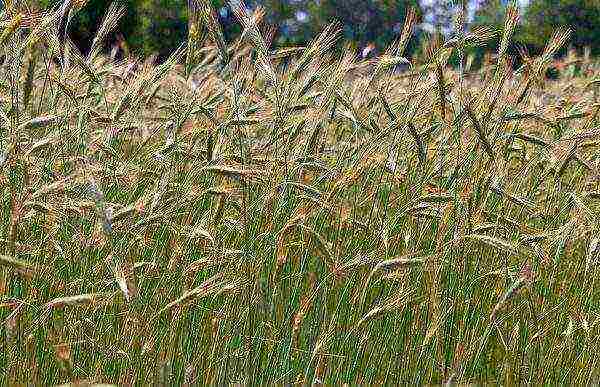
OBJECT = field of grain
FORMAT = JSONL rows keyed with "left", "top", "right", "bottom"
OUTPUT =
{"left": 2, "top": 0, "right": 600, "bottom": 384}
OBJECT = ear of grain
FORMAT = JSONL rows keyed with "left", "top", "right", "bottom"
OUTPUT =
{"left": 186, "top": 0, "right": 204, "bottom": 75}
{"left": 0, "top": 13, "right": 22, "bottom": 47}
{"left": 200, "top": 0, "right": 229, "bottom": 66}
{"left": 491, "top": 276, "right": 527, "bottom": 320}
{"left": 457, "top": 234, "right": 520, "bottom": 256}
{"left": 88, "top": 2, "right": 125, "bottom": 62}
{"left": 155, "top": 273, "right": 242, "bottom": 317}
{"left": 56, "top": 0, "right": 74, "bottom": 67}
{"left": 0, "top": 254, "right": 40, "bottom": 276}
{"left": 46, "top": 293, "right": 114, "bottom": 309}
{"left": 498, "top": 2, "right": 519, "bottom": 61}
{"left": 465, "top": 102, "right": 494, "bottom": 158}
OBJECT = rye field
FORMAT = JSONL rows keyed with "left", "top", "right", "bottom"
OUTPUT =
{"left": 2, "top": 0, "right": 600, "bottom": 384}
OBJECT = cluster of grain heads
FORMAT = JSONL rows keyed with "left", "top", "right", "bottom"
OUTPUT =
{"left": 2, "top": 0, "right": 600, "bottom": 383}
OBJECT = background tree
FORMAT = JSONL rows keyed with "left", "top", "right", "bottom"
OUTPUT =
{"left": 520, "top": 0, "right": 600, "bottom": 55}
{"left": 475, "top": 0, "right": 600, "bottom": 56}
{"left": 305, "top": 0, "right": 421, "bottom": 51}
{"left": 419, "top": 0, "right": 457, "bottom": 35}
{"left": 32, "top": 0, "right": 422, "bottom": 59}
{"left": 34, "top": 0, "right": 138, "bottom": 55}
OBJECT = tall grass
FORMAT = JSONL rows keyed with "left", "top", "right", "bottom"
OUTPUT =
{"left": 2, "top": 0, "right": 600, "bottom": 384}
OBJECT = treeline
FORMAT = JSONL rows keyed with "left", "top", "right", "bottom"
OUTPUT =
{"left": 474, "top": 0, "right": 600, "bottom": 56}
{"left": 31, "top": 0, "right": 600, "bottom": 60}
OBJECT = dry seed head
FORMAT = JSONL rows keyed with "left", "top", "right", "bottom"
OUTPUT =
{"left": 0, "top": 13, "right": 22, "bottom": 46}
{"left": 230, "top": 0, "right": 261, "bottom": 35}
{"left": 464, "top": 26, "right": 496, "bottom": 48}
{"left": 46, "top": 293, "right": 109, "bottom": 309}
{"left": 339, "top": 205, "right": 352, "bottom": 227}
{"left": 141, "top": 338, "right": 154, "bottom": 356}
{"left": 72, "top": 0, "right": 88, "bottom": 9}
{"left": 490, "top": 276, "right": 527, "bottom": 320}
{"left": 55, "top": 343, "right": 71, "bottom": 362}
{"left": 292, "top": 294, "right": 311, "bottom": 345}
{"left": 113, "top": 259, "right": 138, "bottom": 302}
{"left": 275, "top": 234, "right": 288, "bottom": 268}
{"left": 424, "top": 34, "right": 441, "bottom": 64}
{"left": 499, "top": 3, "right": 519, "bottom": 60}
{"left": 453, "top": 6, "right": 466, "bottom": 38}
{"left": 189, "top": 21, "right": 200, "bottom": 40}
{"left": 89, "top": 2, "right": 126, "bottom": 61}
{"left": 434, "top": 61, "right": 447, "bottom": 121}
{"left": 135, "top": 198, "right": 145, "bottom": 214}
{"left": 198, "top": 0, "right": 229, "bottom": 65}
{"left": 292, "top": 310, "right": 304, "bottom": 334}
{"left": 388, "top": 6, "right": 416, "bottom": 57}
{"left": 519, "top": 262, "right": 534, "bottom": 283}
{"left": 542, "top": 28, "right": 572, "bottom": 62}
{"left": 211, "top": 315, "right": 220, "bottom": 339}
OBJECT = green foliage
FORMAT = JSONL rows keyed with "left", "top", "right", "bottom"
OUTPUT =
{"left": 475, "top": 0, "right": 600, "bottom": 56}
{"left": 35, "top": 0, "right": 137, "bottom": 54}
{"left": 303, "top": 0, "right": 421, "bottom": 48}
{"left": 520, "top": 0, "right": 600, "bottom": 55}
{"left": 32, "top": 0, "right": 421, "bottom": 58}
{"left": 128, "top": 0, "right": 188, "bottom": 57}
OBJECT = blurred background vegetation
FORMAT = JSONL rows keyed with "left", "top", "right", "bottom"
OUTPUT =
{"left": 30, "top": 0, "right": 600, "bottom": 61}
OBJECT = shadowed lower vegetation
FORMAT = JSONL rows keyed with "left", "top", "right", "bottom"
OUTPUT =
{"left": 2, "top": 0, "right": 600, "bottom": 384}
